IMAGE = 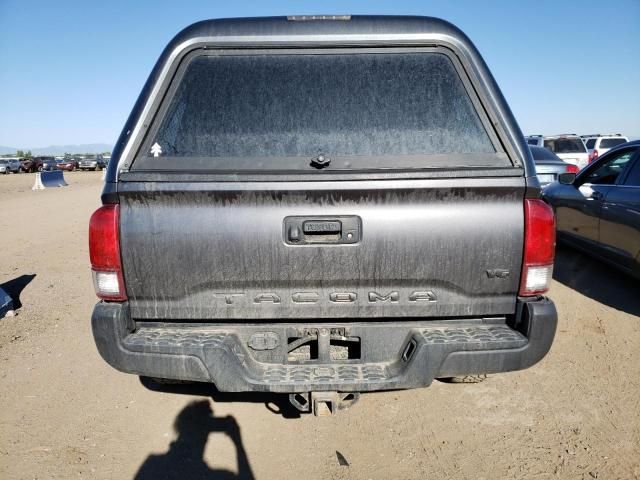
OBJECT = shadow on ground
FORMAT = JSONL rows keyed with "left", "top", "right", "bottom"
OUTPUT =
{"left": 134, "top": 400, "right": 255, "bottom": 480}
{"left": 0, "top": 274, "right": 36, "bottom": 310}
{"left": 140, "top": 377, "right": 302, "bottom": 419}
{"left": 553, "top": 245, "right": 640, "bottom": 316}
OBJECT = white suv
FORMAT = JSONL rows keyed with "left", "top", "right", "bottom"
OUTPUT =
{"left": 525, "top": 134, "right": 589, "bottom": 169}
{"left": 580, "top": 134, "right": 629, "bottom": 164}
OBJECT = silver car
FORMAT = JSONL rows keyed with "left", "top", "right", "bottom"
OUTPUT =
{"left": 530, "top": 146, "right": 579, "bottom": 186}
{"left": 0, "top": 159, "right": 20, "bottom": 174}
{"left": 8, "top": 158, "right": 21, "bottom": 172}
{"left": 79, "top": 157, "right": 107, "bottom": 171}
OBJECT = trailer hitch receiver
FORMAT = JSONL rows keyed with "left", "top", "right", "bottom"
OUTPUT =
{"left": 289, "top": 391, "right": 360, "bottom": 416}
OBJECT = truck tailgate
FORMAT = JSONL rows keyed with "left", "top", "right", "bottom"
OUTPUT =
{"left": 118, "top": 177, "right": 524, "bottom": 320}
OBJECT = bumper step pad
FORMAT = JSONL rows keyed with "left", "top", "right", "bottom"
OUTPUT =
{"left": 121, "top": 324, "right": 528, "bottom": 389}
{"left": 92, "top": 300, "right": 557, "bottom": 392}
{"left": 422, "top": 325, "right": 527, "bottom": 349}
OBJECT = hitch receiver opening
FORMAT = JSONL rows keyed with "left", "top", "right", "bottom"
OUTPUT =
{"left": 289, "top": 391, "right": 361, "bottom": 416}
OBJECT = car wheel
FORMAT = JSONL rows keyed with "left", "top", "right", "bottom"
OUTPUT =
{"left": 438, "top": 374, "right": 488, "bottom": 384}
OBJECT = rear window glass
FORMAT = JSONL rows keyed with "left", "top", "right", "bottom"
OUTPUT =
{"left": 544, "top": 138, "right": 587, "bottom": 154}
{"left": 585, "top": 138, "right": 596, "bottom": 149}
{"left": 600, "top": 138, "right": 627, "bottom": 149}
{"left": 530, "top": 146, "right": 559, "bottom": 161}
{"left": 134, "top": 52, "right": 507, "bottom": 171}
{"left": 527, "top": 138, "right": 540, "bottom": 146}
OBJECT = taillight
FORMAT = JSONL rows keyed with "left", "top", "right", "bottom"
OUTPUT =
{"left": 566, "top": 164, "right": 579, "bottom": 174}
{"left": 519, "top": 199, "right": 555, "bottom": 296}
{"left": 589, "top": 149, "right": 598, "bottom": 164}
{"left": 89, "top": 204, "right": 127, "bottom": 301}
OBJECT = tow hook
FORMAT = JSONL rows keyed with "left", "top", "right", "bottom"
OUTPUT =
{"left": 289, "top": 391, "right": 360, "bottom": 416}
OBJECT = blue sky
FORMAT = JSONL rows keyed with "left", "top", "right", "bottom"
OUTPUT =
{"left": 0, "top": 0, "right": 638, "bottom": 148}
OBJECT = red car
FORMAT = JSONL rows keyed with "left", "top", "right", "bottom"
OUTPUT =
{"left": 56, "top": 159, "right": 79, "bottom": 171}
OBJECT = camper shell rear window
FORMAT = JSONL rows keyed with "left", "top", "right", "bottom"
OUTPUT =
{"left": 132, "top": 48, "right": 510, "bottom": 172}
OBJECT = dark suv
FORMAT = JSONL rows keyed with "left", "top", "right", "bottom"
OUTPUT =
{"left": 90, "top": 16, "right": 557, "bottom": 415}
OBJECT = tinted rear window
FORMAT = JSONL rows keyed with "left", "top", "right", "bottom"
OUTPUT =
{"left": 600, "top": 138, "right": 627, "bottom": 149}
{"left": 527, "top": 138, "right": 540, "bottom": 146}
{"left": 544, "top": 138, "right": 587, "bottom": 154}
{"left": 585, "top": 138, "right": 596, "bottom": 149}
{"left": 135, "top": 51, "right": 507, "bottom": 171}
{"left": 530, "top": 146, "right": 560, "bottom": 161}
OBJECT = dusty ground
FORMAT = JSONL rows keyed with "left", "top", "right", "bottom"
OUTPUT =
{"left": 0, "top": 171, "right": 639, "bottom": 480}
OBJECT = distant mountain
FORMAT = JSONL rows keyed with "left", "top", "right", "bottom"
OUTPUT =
{"left": 0, "top": 143, "right": 112, "bottom": 156}
{"left": 0, "top": 145, "right": 18, "bottom": 155}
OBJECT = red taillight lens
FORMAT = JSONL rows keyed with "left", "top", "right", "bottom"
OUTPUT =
{"left": 589, "top": 149, "right": 598, "bottom": 164}
{"left": 566, "top": 164, "right": 579, "bottom": 174}
{"left": 519, "top": 199, "right": 555, "bottom": 296}
{"left": 89, "top": 204, "right": 127, "bottom": 301}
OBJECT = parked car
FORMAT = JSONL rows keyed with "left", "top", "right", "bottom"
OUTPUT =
{"left": 0, "top": 160, "right": 9, "bottom": 174}
{"left": 530, "top": 146, "right": 579, "bottom": 186}
{"left": 40, "top": 157, "right": 57, "bottom": 171}
{"left": 19, "top": 158, "right": 33, "bottom": 172}
{"left": 0, "top": 158, "right": 21, "bottom": 173}
{"left": 56, "top": 158, "right": 79, "bottom": 171}
{"left": 544, "top": 140, "right": 640, "bottom": 278}
{"left": 20, "top": 156, "right": 57, "bottom": 172}
{"left": 580, "top": 134, "right": 629, "bottom": 164}
{"left": 8, "top": 158, "right": 21, "bottom": 173}
{"left": 79, "top": 157, "right": 107, "bottom": 171}
{"left": 90, "top": 16, "right": 557, "bottom": 416}
{"left": 544, "top": 135, "right": 590, "bottom": 169}
{"left": 526, "top": 134, "right": 590, "bottom": 169}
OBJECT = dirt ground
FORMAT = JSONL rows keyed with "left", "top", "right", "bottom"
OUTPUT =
{"left": 0, "top": 171, "right": 639, "bottom": 480}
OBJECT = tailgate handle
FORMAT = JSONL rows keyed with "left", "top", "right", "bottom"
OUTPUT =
{"left": 303, "top": 220, "right": 341, "bottom": 235}
{"left": 284, "top": 216, "right": 361, "bottom": 245}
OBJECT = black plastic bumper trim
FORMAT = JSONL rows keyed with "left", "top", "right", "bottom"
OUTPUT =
{"left": 91, "top": 298, "right": 557, "bottom": 393}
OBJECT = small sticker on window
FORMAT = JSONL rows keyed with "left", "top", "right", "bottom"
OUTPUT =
{"left": 150, "top": 143, "right": 162, "bottom": 157}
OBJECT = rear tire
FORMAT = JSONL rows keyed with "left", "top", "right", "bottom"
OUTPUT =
{"left": 439, "top": 374, "right": 488, "bottom": 384}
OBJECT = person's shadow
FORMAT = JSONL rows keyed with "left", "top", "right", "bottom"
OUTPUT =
{"left": 134, "top": 400, "right": 255, "bottom": 480}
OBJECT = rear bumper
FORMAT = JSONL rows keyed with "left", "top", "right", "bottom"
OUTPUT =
{"left": 91, "top": 298, "right": 557, "bottom": 393}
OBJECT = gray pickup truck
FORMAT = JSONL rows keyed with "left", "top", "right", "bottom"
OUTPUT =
{"left": 90, "top": 16, "right": 557, "bottom": 415}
